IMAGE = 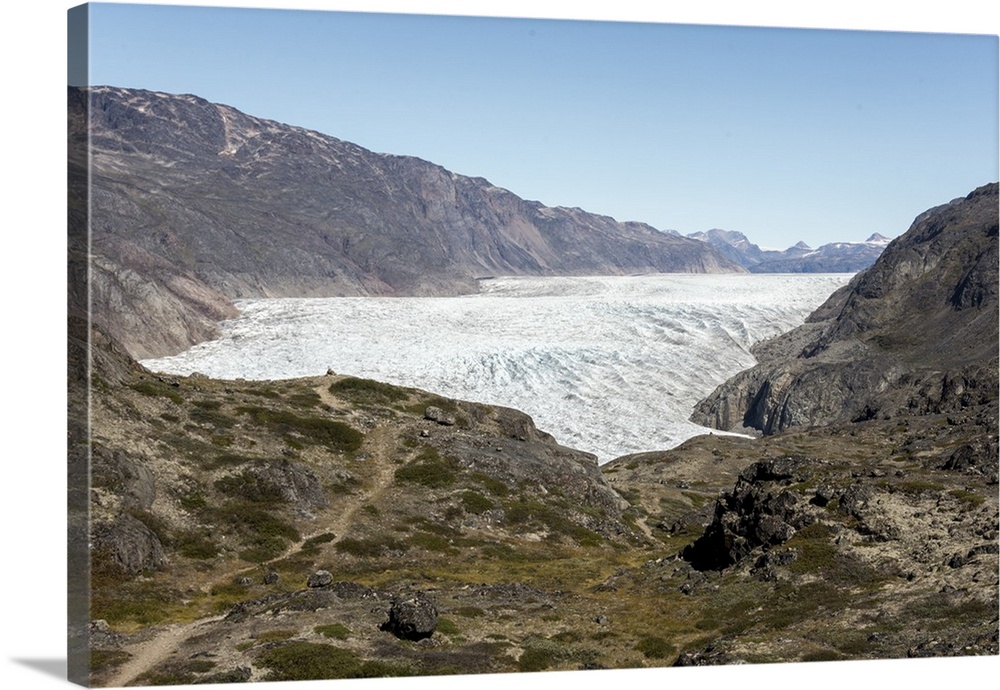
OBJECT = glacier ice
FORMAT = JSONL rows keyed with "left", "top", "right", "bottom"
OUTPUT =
{"left": 141, "top": 274, "right": 852, "bottom": 463}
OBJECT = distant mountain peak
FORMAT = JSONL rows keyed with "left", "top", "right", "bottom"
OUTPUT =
{"left": 686, "top": 228, "right": 891, "bottom": 274}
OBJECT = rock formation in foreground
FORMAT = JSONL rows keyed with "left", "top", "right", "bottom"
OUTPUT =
{"left": 69, "top": 85, "right": 743, "bottom": 359}
{"left": 691, "top": 182, "right": 998, "bottom": 435}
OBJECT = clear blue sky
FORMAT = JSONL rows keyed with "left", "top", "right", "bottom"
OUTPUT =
{"left": 78, "top": 1, "right": 998, "bottom": 249}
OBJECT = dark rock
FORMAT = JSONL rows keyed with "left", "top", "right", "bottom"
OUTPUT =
{"left": 307, "top": 570, "right": 333, "bottom": 588}
{"left": 755, "top": 514, "right": 796, "bottom": 545}
{"left": 941, "top": 441, "right": 996, "bottom": 473}
{"left": 223, "top": 594, "right": 288, "bottom": 622}
{"left": 381, "top": 591, "right": 438, "bottom": 641}
{"left": 838, "top": 484, "right": 874, "bottom": 520}
{"left": 90, "top": 444, "right": 157, "bottom": 511}
{"left": 424, "top": 406, "right": 456, "bottom": 426}
{"left": 750, "top": 548, "right": 798, "bottom": 580}
{"left": 291, "top": 582, "right": 380, "bottom": 615}
{"left": 738, "top": 457, "right": 807, "bottom": 483}
{"left": 683, "top": 472, "right": 804, "bottom": 571}
{"left": 242, "top": 460, "right": 330, "bottom": 509}
{"left": 811, "top": 485, "right": 837, "bottom": 507}
{"left": 263, "top": 571, "right": 280, "bottom": 585}
{"left": 91, "top": 512, "right": 167, "bottom": 575}
{"left": 857, "top": 516, "right": 900, "bottom": 542}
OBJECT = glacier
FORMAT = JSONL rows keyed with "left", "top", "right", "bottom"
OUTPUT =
{"left": 141, "top": 274, "right": 852, "bottom": 463}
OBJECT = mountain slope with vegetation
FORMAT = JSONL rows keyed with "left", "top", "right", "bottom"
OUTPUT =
{"left": 83, "top": 322, "right": 997, "bottom": 684}
{"left": 692, "top": 183, "right": 998, "bottom": 436}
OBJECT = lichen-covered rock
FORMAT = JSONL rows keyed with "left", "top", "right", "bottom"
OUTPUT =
{"left": 307, "top": 570, "right": 333, "bottom": 588}
{"left": 91, "top": 513, "right": 167, "bottom": 575}
{"left": 381, "top": 591, "right": 438, "bottom": 641}
{"left": 424, "top": 406, "right": 456, "bottom": 426}
{"left": 247, "top": 459, "right": 330, "bottom": 509}
{"left": 90, "top": 444, "right": 157, "bottom": 511}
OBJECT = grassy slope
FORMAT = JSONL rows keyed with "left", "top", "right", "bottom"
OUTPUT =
{"left": 86, "top": 363, "right": 998, "bottom": 685}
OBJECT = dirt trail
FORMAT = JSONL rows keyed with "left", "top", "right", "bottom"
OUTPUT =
{"left": 313, "top": 380, "right": 400, "bottom": 544}
{"left": 105, "top": 615, "right": 225, "bottom": 687}
{"left": 633, "top": 514, "right": 657, "bottom": 544}
{"left": 106, "top": 383, "right": 404, "bottom": 686}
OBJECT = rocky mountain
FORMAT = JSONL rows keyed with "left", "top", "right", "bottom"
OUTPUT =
{"left": 691, "top": 182, "right": 999, "bottom": 435}
{"left": 69, "top": 86, "right": 743, "bottom": 359}
{"left": 688, "top": 228, "right": 891, "bottom": 273}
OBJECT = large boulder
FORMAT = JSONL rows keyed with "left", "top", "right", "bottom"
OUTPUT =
{"left": 683, "top": 458, "right": 813, "bottom": 571}
{"left": 91, "top": 512, "right": 167, "bottom": 575}
{"left": 307, "top": 570, "right": 333, "bottom": 588}
{"left": 381, "top": 591, "right": 438, "bottom": 641}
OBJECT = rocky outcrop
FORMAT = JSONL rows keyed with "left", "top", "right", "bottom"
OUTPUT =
{"left": 440, "top": 405, "right": 630, "bottom": 534}
{"left": 88, "top": 253, "right": 240, "bottom": 361}
{"left": 237, "top": 460, "right": 329, "bottom": 511}
{"left": 306, "top": 570, "right": 333, "bottom": 588}
{"left": 683, "top": 457, "right": 814, "bottom": 570}
{"left": 91, "top": 513, "right": 167, "bottom": 576}
{"left": 692, "top": 182, "right": 999, "bottom": 435}
{"left": 70, "top": 85, "right": 743, "bottom": 358}
{"left": 91, "top": 444, "right": 157, "bottom": 511}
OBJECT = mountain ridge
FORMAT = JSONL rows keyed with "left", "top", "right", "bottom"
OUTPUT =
{"left": 691, "top": 182, "right": 999, "bottom": 435}
{"left": 687, "top": 227, "right": 892, "bottom": 273}
{"left": 71, "top": 85, "right": 743, "bottom": 359}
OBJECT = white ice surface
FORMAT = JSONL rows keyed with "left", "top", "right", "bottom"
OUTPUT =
{"left": 142, "top": 274, "right": 852, "bottom": 463}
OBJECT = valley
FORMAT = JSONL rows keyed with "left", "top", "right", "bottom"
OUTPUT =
{"left": 68, "top": 84, "right": 998, "bottom": 686}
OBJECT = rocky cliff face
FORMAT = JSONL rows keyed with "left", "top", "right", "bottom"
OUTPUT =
{"left": 70, "top": 86, "right": 743, "bottom": 358}
{"left": 691, "top": 182, "right": 998, "bottom": 435}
